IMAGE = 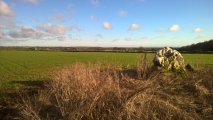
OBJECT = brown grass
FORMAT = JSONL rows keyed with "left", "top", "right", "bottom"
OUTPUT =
{"left": 17, "top": 57, "right": 213, "bottom": 120}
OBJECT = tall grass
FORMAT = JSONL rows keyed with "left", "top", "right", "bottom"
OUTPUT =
{"left": 18, "top": 56, "right": 213, "bottom": 120}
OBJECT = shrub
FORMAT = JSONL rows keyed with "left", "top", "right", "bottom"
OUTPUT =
{"left": 18, "top": 58, "right": 212, "bottom": 120}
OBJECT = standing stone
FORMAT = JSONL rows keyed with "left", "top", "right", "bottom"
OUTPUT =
{"left": 153, "top": 47, "right": 184, "bottom": 70}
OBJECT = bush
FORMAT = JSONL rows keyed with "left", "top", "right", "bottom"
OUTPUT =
{"left": 18, "top": 58, "right": 213, "bottom": 120}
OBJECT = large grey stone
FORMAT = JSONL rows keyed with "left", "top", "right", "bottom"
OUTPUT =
{"left": 153, "top": 47, "right": 184, "bottom": 70}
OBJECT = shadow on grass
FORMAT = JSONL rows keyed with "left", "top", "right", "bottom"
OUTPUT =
{"left": 0, "top": 80, "right": 49, "bottom": 119}
{"left": 10, "top": 80, "right": 45, "bottom": 87}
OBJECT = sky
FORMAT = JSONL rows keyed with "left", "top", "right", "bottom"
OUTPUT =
{"left": 0, "top": 0, "right": 213, "bottom": 47}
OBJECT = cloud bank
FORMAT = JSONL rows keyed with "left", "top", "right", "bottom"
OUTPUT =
{"left": 37, "top": 24, "right": 67, "bottom": 35}
{"left": 0, "top": 1, "right": 15, "bottom": 17}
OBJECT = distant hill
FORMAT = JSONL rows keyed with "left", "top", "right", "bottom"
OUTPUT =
{"left": 178, "top": 39, "right": 213, "bottom": 53}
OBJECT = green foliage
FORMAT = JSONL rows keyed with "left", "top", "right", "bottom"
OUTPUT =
{"left": 160, "top": 60, "right": 186, "bottom": 77}
{"left": 172, "top": 65, "right": 186, "bottom": 77}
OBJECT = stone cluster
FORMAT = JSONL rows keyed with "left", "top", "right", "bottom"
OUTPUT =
{"left": 153, "top": 47, "right": 184, "bottom": 70}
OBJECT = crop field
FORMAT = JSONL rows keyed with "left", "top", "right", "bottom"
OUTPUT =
{"left": 0, "top": 51, "right": 213, "bottom": 90}
{"left": 0, "top": 51, "right": 142, "bottom": 89}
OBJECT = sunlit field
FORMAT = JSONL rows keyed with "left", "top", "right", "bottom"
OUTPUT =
{"left": 0, "top": 51, "right": 213, "bottom": 119}
{"left": 1, "top": 51, "right": 213, "bottom": 89}
{"left": 1, "top": 0, "right": 212, "bottom": 119}
{"left": 0, "top": 51, "right": 142, "bottom": 89}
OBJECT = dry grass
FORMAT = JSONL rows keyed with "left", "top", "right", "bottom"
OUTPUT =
{"left": 17, "top": 57, "right": 213, "bottom": 120}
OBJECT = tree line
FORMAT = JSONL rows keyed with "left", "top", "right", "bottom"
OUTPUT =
{"left": 178, "top": 39, "right": 213, "bottom": 53}
{"left": 1, "top": 39, "right": 212, "bottom": 53}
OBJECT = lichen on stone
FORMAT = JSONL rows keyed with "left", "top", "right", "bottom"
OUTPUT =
{"left": 153, "top": 47, "right": 185, "bottom": 73}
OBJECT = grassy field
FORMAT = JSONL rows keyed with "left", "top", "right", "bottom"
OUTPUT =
{"left": 0, "top": 51, "right": 213, "bottom": 90}
{"left": 0, "top": 51, "right": 142, "bottom": 89}
{"left": 0, "top": 51, "right": 213, "bottom": 119}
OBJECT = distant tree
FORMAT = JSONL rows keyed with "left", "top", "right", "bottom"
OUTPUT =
{"left": 178, "top": 39, "right": 213, "bottom": 52}
{"left": 138, "top": 46, "right": 145, "bottom": 52}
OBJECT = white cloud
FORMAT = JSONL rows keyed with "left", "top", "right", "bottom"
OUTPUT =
{"left": 193, "top": 28, "right": 202, "bottom": 33}
{"left": 0, "top": 11, "right": 79, "bottom": 42}
{"left": 9, "top": 26, "right": 36, "bottom": 38}
{"left": 103, "top": 22, "right": 112, "bottom": 29}
{"left": 0, "top": 1, "right": 15, "bottom": 17}
{"left": 2, "top": 23, "right": 79, "bottom": 42}
{"left": 128, "top": 24, "right": 141, "bottom": 30}
{"left": 0, "top": 29, "right": 6, "bottom": 39}
{"left": 0, "top": 17, "right": 19, "bottom": 41}
{"left": 9, "top": 31, "right": 24, "bottom": 38}
{"left": 0, "top": 17, "right": 17, "bottom": 30}
{"left": 22, "top": 26, "right": 35, "bottom": 32}
{"left": 37, "top": 24, "right": 67, "bottom": 35}
{"left": 118, "top": 10, "right": 127, "bottom": 16}
{"left": 167, "top": 25, "right": 180, "bottom": 32}
{"left": 20, "top": 0, "right": 38, "bottom": 4}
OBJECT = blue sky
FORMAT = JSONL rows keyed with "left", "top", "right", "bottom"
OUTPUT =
{"left": 0, "top": 0, "right": 212, "bottom": 47}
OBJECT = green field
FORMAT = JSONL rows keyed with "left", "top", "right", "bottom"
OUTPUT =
{"left": 1, "top": 51, "right": 213, "bottom": 119}
{"left": 0, "top": 51, "right": 213, "bottom": 90}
